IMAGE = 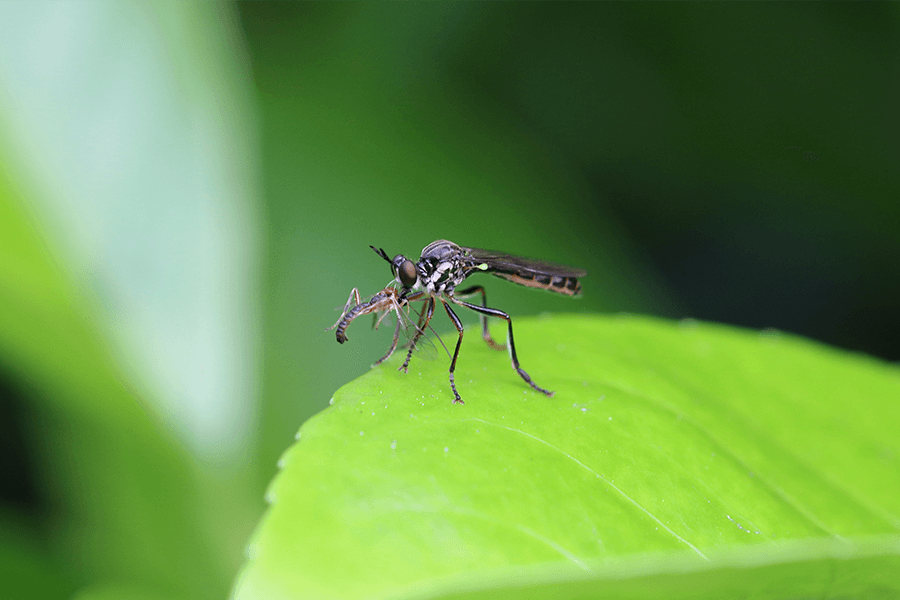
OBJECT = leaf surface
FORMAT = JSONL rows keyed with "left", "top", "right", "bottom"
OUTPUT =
{"left": 234, "top": 314, "right": 900, "bottom": 599}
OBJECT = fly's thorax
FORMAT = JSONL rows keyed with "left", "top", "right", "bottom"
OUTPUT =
{"left": 417, "top": 240, "right": 468, "bottom": 294}
{"left": 418, "top": 256, "right": 468, "bottom": 294}
{"left": 419, "top": 239, "right": 461, "bottom": 262}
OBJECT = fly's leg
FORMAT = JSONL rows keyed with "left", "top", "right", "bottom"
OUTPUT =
{"left": 401, "top": 296, "right": 434, "bottom": 372}
{"left": 441, "top": 299, "right": 466, "bottom": 404}
{"left": 377, "top": 290, "right": 425, "bottom": 367}
{"left": 455, "top": 285, "right": 505, "bottom": 350}
{"left": 450, "top": 297, "right": 554, "bottom": 397}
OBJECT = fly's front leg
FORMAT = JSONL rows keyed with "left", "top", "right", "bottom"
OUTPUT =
{"left": 451, "top": 297, "right": 554, "bottom": 397}
{"left": 441, "top": 299, "right": 466, "bottom": 404}
{"left": 401, "top": 296, "right": 433, "bottom": 372}
{"left": 455, "top": 285, "right": 505, "bottom": 350}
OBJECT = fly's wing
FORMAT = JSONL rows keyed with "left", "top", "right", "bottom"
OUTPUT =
{"left": 462, "top": 247, "right": 586, "bottom": 296}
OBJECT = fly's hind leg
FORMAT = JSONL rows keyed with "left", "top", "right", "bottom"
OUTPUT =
{"left": 450, "top": 297, "right": 554, "bottom": 397}
{"left": 455, "top": 285, "right": 505, "bottom": 350}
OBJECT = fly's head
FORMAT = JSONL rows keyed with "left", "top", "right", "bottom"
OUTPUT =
{"left": 371, "top": 246, "right": 419, "bottom": 293}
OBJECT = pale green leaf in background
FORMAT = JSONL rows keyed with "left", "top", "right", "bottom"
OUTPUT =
{"left": 0, "top": 2, "right": 262, "bottom": 598}
{"left": 0, "top": 0, "right": 260, "bottom": 459}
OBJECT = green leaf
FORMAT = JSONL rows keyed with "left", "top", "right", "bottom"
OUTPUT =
{"left": 0, "top": 3, "right": 258, "bottom": 598}
{"left": 0, "top": 514, "right": 76, "bottom": 600}
{"left": 363, "top": 537, "right": 900, "bottom": 600}
{"left": 70, "top": 584, "right": 193, "bottom": 600}
{"left": 233, "top": 314, "right": 900, "bottom": 599}
{"left": 0, "top": 132, "right": 228, "bottom": 599}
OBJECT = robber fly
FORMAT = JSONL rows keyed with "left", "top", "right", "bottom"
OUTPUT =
{"left": 328, "top": 286, "right": 428, "bottom": 366}
{"left": 370, "top": 240, "right": 586, "bottom": 404}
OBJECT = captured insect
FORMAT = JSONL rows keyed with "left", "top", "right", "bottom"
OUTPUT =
{"left": 328, "top": 286, "right": 429, "bottom": 366}
{"left": 366, "top": 239, "right": 586, "bottom": 404}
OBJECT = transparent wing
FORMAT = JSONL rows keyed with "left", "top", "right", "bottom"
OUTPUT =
{"left": 462, "top": 247, "right": 586, "bottom": 296}
{"left": 462, "top": 247, "right": 586, "bottom": 278}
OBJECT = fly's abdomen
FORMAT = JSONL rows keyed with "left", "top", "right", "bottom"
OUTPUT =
{"left": 491, "top": 271, "right": 582, "bottom": 296}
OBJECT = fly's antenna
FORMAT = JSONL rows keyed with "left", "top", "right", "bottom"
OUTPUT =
{"left": 370, "top": 246, "right": 391, "bottom": 264}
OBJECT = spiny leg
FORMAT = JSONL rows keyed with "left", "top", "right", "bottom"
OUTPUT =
{"left": 441, "top": 299, "right": 466, "bottom": 404}
{"left": 401, "top": 296, "right": 434, "bottom": 372}
{"left": 455, "top": 285, "right": 505, "bottom": 350}
{"left": 451, "top": 297, "right": 554, "bottom": 397}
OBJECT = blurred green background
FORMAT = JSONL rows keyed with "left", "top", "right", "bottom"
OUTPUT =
{"left": 0, "top": 2, "right": 897, "bottom": 598}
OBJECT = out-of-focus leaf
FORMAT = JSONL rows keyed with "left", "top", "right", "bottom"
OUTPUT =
{"left": 70, "top": 584, "right": 192, "bottom": 600}
{"left": 0, "top": 0, "right": 260, "bottom": 458}
{"left": 0, "top": 3, "right": 260, "bottom": 598}
{"left": 0, "top": 516, "right": 75, "bottom": 600}
{"left": 0, "top": 127, "right": 226, "bottom": 599}
{"left": 233, "top": 315, "right": 900, "bottom": 599}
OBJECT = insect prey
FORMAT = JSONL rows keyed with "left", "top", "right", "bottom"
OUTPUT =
{"left": 328, "top": 286, "right": 429, "bottom": 366}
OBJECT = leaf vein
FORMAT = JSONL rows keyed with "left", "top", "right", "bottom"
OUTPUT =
{"left": 467, "top": 417, "right": 709, "bottom": 560}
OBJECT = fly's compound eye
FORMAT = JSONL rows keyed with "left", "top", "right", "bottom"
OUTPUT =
{"left": 392, "top": 255, "right": 418, "bottom": 289}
